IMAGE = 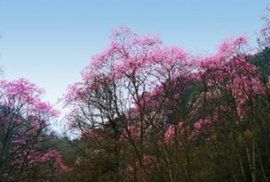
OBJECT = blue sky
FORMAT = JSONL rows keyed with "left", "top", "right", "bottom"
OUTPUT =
{"left": 0, "top": 0, "right": 268, "bottom": 106}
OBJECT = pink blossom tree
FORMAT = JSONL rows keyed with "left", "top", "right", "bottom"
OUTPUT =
{"left": 0, "top": 78, "right": 67, "bottom": 181}
{"left": 64, "top": 27, "right": 270, "bottom": 181}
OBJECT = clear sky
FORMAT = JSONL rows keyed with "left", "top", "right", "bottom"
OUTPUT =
{"left": 0, "top": 0, "right": 269, "bottom": 107}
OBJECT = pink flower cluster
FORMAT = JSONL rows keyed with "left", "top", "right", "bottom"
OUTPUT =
{"left": 30, "top": 150, "right": 69, "bottom": 172}
{"left": 121, "top": 124, "right": 141, "bottom": 141}
{"left": 164, "top": 122, "right": 188, "bottom": 144}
